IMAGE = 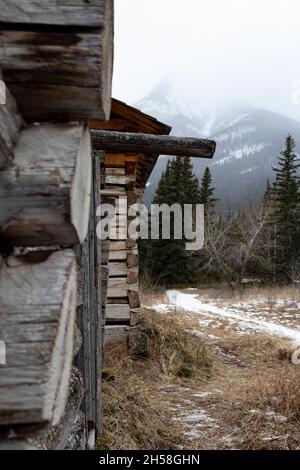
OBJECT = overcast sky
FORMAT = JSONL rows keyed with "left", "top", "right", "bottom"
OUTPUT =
{"left": 113, "top": 0, "right": 300, "bottom": 121}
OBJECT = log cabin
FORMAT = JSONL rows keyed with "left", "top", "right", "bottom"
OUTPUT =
{"left": 90, "top": 99, "right": 171, "bottom": 345}
{"left": 0, "top": 0, "right": 216, "bottom": 449}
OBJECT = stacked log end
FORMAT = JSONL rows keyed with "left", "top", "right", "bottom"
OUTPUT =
{"left": 0, "top": 123, "right": 92, "bottom": 246}
{"left": 0, "top": 250, "right": 77, "bottom": 427}
{"left": 103, "top": 164, "right": 142, "bottom": 345}
{"left": 0, "top": 0, "right": 113, "bottom": 121}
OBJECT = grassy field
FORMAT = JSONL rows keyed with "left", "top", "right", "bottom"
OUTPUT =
{"left": 98, "top": 286, "right": 300, "bottom": 450}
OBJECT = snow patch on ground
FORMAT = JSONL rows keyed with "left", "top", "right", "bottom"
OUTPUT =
{"left": 165, "top": 290, "right": 300, "bottom": 342}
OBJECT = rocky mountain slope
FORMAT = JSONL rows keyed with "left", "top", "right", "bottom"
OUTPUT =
{"left": 137, "top": 82, "right": 300, "bottom": 209}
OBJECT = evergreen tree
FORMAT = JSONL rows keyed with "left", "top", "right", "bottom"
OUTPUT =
{"left": 263, "top": 179, "right": 272, "bottom": 204}
{"left": 271, "top": 135, "right": 300, "bottom": 280}
{"left": 199, "top": 167, "right": 217, "bottom": 216}
{"left": 140, "top": 157, "right": 201, "bottom": 286}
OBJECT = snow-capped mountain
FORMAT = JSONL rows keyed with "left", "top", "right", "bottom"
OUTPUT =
{"left": 136, "top": 82, "right": 300, "bottom": 209}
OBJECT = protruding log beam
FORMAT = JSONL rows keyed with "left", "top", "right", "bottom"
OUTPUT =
{"left": 0, "top": 80, "right": 23, "bottom": 169}
{"left": 0, "top": 249, "right": 77, "bottom": 427}
{"left": 0, "top": 123, "right": 91, "bottom": 246}
{"left": 91, "top": 131, "right": 216, "bottom": 158}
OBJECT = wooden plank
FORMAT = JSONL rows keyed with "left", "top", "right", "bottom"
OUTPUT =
{"left": 106, "top": 168, "right": 126, "bottom": 176}
{"left": 0, "top": 79, "right": 23, "bottom": 169}
{"left": 6, "top": 84, "right": 112, "bottom": 121}
{"left": 107, "top": 277, "right": 127, "bottom": 298}
{"left": 109, "top": 261, "right": 127, "bottom": 277}
{"left": 109, "top": 248, "right": 138, "bottom": 261}
{"left": 105, "top": 304, "right": 130, "bottom": 323}
{"left": 104, "top": 325, "right": 140, "bottom": 345}
{"left": 105, "top": 174, "right": 135, "bottom": 186}
{"left": 0, "top": 123, "right": 91, "bottom": 246}
{"left": 105, "top": 154, "right": 140, "bottom": 168}
{"left": 130, "top": 308, "right": 140, "bottom": 327}
{"left": 80, "top": 154, "right": 103, "bottom": 444}
{"left": 91, "top": 130, "right": 216, "bottom": 158}
{"left": 127, "top": 252, "right": 139, "bottom": 268}
{"left": 126, "top": 238, "right": 137, "bottom": 249}
{"left": 0, "top": 0, "right": 113, "bottom": 120}
{"left": 90, "top": 119, "right": 137, "bottom": 132}
{"left": 107, "top": 277, "right": 138, "bottom": 298}
{"left": 1, "top": 0, "right": 107, "bottom": 27}
{"left": 104, "top": 325, "right": 128, "bottom": 346}
{"left": 101, "top": 187, "right": 126, "bottom": 197}
{"left": 0, "top": 249, "right": 77, "bottom": 427}
{"left": 128, "top": 290, "right": 140, "bottom": 309}
{"left": 127, "top": 267, "right": 139, "bottom": 285}
{"left": 109, "top": 241, "right": 127, "bottom": 251}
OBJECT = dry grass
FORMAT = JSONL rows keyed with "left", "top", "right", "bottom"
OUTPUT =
{"left": 99, "top": 287, "right": 300, "bottom": 450}
{"left": 190, "top": 284, "right": 300, "bottom": 304}
{"left": 97, "top": 311, "right": 215, "bottom": 450}
{"left": 205, "top": 333, "right": 300, "bottom": 449}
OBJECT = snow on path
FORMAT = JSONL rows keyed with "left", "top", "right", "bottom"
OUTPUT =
{"left": 165, "top": 290, "right": 300, "bottom": 343}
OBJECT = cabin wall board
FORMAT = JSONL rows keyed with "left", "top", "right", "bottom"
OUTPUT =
{"left": 0, "top": 81, "right": 23, "bottom": 169}
{"left": 0, "top": 0, "right": 114, "bottom": 120}
{"left": 0, "top": 249, "right": 77, "bottom": 427}
{"left": 0, "top": 123, "right": 91, "bottom": 246}
{"left": 1, "top": 1, "right": 108, "bottom": 27}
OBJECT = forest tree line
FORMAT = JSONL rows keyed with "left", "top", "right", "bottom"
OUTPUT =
{"left": 140, "top": 135, "right": 300, "bottom": 290}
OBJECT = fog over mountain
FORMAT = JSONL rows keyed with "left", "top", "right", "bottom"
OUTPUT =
{"left": 136, "top": 81, "right": 300, "bottom": 210}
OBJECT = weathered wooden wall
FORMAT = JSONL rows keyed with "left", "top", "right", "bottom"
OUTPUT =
{"left": 0, "top": 0, "right": 114, "bottom": 121}
{"left": 0, "top": 0, "right": 114, "bottom": 450}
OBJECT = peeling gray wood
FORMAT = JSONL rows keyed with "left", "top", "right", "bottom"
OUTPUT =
{"left": 0, "top": 79, "right": 23, "bottom": 169}
{"left": 1, "top": 0, "right": 108, "bottom": 27}
{"left": 0, "top": 123, "right": 91, "bottom": 246}
{"left": 108, "top": 261, "right": 127, "bottom": 277}
{"left": 106, "top": 304, "right": 130, "bottom": 323}
{"left": 92, "top": 130, "right": 216, "bottom": 158}
{"left": 104, "top": 325, "right": 139, "bottom": 346}
{"left": 0, "top": 249, "right": 77, "bottom": 427}
{"left": 80, "top": 153, "right": 103, "bottom": 444}
{"left": 0, "top": 1, "right": 113, "bottom": 120}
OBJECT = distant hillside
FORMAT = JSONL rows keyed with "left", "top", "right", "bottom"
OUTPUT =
{"left": 136, "top": 82, "right": 300, "bottom": 209}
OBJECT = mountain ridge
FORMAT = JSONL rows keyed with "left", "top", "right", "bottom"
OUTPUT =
{"left": 135, "top": 82, "right": 300, "bottom": 209}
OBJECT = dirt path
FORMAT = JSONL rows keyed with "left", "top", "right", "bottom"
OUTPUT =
{"left": 144, "top": 288, "right": 300, "bottom": 449}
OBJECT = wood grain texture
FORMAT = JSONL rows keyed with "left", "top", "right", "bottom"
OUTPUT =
{"left": 108, "top": 261, "right": 127, "bottom": 277}
{"left": 0, "top": 123, "right": 92, "bottom": 246}
{"left": 0, "top": 1, "right": 113, "bottom": 120}
{"left": 0, "top": 249, "right": 77, "bottom": 427}
{"left": 0, "top": 80, "right": 23, "bottom": 169}
{"left": 1, "top": 0, "right": 107, "bottom": 27}
{"left": 128, "top": 290, "right": 140, "bottom": 309}
{"left": 92, "top": 130, "right": 216, "bottom": 158}
{"left": 107, "top": 277, "right": 138, "bottom": 298}
{"left": 105, "top": 304, "right": 130, "bottom": 323}
{"left": 104, "top": 325, "right": 139, "bottom": 345}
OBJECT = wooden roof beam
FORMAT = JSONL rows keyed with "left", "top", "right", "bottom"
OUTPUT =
{"left": 91, "top": 130, "right": 216, "bottom": 158}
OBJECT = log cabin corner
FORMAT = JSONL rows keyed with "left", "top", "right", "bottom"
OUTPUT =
{"left": 0, "top": 0, "right": 216, "bottom": 450}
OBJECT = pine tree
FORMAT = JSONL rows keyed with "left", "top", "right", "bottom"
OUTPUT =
{"left": 140, "top": 156, "right": 201, "bottom": 286}
{"left": 271, "top": 135, "right": 300, "bottom": 280}
{"left": 263, "top": 179, "right": 272, "bottom": 204}
{"left": 199, "top": 167, "right": 217, "bottom": 216}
